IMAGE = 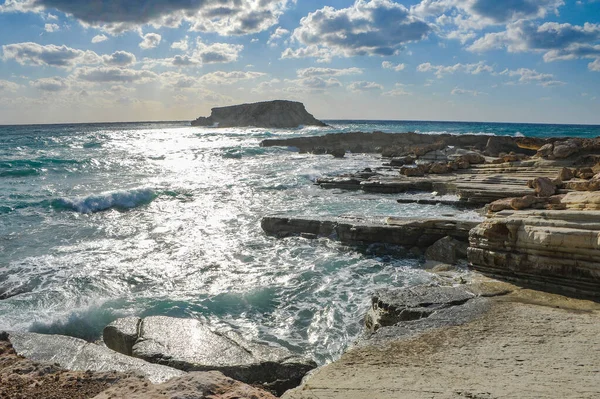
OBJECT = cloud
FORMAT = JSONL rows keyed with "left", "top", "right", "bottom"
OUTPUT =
{"left": 500, "top": 67, "right": 565, "bottom": 86}
{"left": 417, "top": 61, "right": 493, "bottom": 78}
{"left": 382, "top": 83, "right": 411, "bottom": 96}
{"left": 91, "top": 34, "right": 108, "bottom": 44}
{"left": 348, "top": 81, "right": 384, "bottom": 92}
{"left": 283, "top": 0, "right": 430, "bottom": 61}
{"left": 193, "top": 39, "right": 243, "bottom": 64}
{"left": 44, "top": 23, "right": 59, "bottom": 32}
{"left": 296, "top": 67, "right": 363, "bottom": 77}
{"left": 0, "top": 79, "right": 21, "bottom": 92}
{"left": 199, "top": 70, "right": 266, "bottom": 84}
{"left": 29, "top": 76, "right": 69, "bottom": 91}
{"left": 75, "top": 66, "right": 157, "bottom": 83}
{"left": 171, "top": 37, "right": 188, "bottom": 52}
{"left": 294, "top": 76, "right": 342, "bottom": 89}
{"left": 0, "top": 0, "right": 292, "bottom": 35}
{"left": 590, "top": 58, "right": 600, "bottom": 71}
{"left": 2, "top": 42, "right": 101, "bottom": 67}
{"left": 468, "top": 20, "right": 600, "bottom": 70}
{"left": 267, "top": 26, "right": 290, "bottom": 47}
{"left": 412, "top": 0, "right": 564, "bottom": 28}
{"left": 382, "top": 61, "right": 406, "bottom": 71}
{"left": 139, "top": 33, "right": 162, "bottom": 49}
{"left": 102, "top": 51, "right": 136, "bottom": 66}
{"left": 451, "top": 87, "right": 486, "bottom": 96}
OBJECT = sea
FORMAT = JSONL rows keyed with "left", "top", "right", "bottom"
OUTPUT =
{"left": 1, "top": 119, "right": 599, "bottom": 364}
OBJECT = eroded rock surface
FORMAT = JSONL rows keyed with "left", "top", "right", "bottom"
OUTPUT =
{"left": 191, "top": 100, "right": 326, "bottom": 128}
{"left": 104, "top": 316, "right": 316, "bottom": 395}
{"left": 7, "top": 331, "right": 185, "bottom": 384}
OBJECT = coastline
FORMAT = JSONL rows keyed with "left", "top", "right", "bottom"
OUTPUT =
{"left": 3, "top": 127, "right": 600, "bottom": 397}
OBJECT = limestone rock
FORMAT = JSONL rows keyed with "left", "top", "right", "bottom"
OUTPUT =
{"left": 191, "top": 100, "right": 326, "bottom": 128}
{"left": 565, "top": 178, "right": 600, "bottom": 191}
{"left": 531, "top": 177, "right": 556, "bottom": 197}
{"left": 93, "top": 371, "right": 277, "bottom": 399}
{"left": 562, "top": 191, "right": 600, "bottom": 210}
{"left": 365, "top": 286, "right": 475, "bottom": 332}
{"left": 575, "top": 167, "right": 595, "bottom": 179}
{"left": 428, "top": 162, "right": 450, "bottom": 174}
{"left": 468, "top": 210, "right": 600, "bottom": 297}
{"left": 510, "top": 195, "right": 538, "bottom": 210}
{"left": 425, "top": 236, "right": 468, "bottom": 264}
{"left": 103, "top": 316, "right": 139, "bottom": 356}
{"left": 104, "top": 316, "right": 316, "bottom": 395}
{"left": 558, "top": 167, "right": 574, "bottom": 181}
{"left": 552, "top": 139, "right": 581, "bottom": 159}
{"left": 537, "top": 143, "right": 554, "bottom": 158}
{"left": 7, "top": 332, "right": 185, "bottom": 384}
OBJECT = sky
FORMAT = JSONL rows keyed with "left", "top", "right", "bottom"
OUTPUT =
{"left": 0, "top": 0, "right": 599, "bottom": 125}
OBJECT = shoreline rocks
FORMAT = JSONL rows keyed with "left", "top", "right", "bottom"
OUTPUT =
{"left": 191, "top": 100, "right": 327, "bottom": 128}
{"left": 103, "top": 316, "right": 317, "bottom": 396}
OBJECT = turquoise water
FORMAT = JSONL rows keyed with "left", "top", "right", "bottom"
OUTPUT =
{"left": 0, "top": 120, "right": 598, "bottom": 364}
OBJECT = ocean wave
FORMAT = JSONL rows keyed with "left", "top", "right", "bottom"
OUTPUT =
{"left": 221, "top": 146, "right": 270, "bottom": 159}
{"left": 0, "top": 168, "right": 40, "bottom": 178}
{"left": 50, "top": 188, "right": 158, "bottom": 213}
{"left": 0, "top": 157, "right": 81, "bottom": 169}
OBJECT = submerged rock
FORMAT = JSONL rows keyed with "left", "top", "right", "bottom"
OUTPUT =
{"left": 191, "top": 100, "right": 327, "bottom": 128}
{"left": 103, "top": 316, "right": 316, "bottom": 395}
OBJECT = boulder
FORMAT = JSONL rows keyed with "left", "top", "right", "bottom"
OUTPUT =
{"left": 328, "top": 148, "right": 346, "bottom": 158}
{"left": 575, "top": 167, "right": 595, "bottom": 179}
{"left": 104, "top": 316, "right": 316, "bottom": 395}
{"left": 531, "top": 177, "right": 556, "bottom": 197}
{"left": 552, "top": 139, "right": 581, "bottom": 159}
{"left": 537, "top": 143, "right": 554, "bottom": 158}
{"left": 6, "top": 331, "right": 185, "bottom": 384}
{"left": 425, "top": 236, "right": 468, "bottom": 264}
{"left": 456, "top": 152, "right": 485, "bottom": 164}
{"left": 191, "top": 100, "right": 327, "bottom": 128}
{"left": 564, "top": 178, "right": 600, "bottom": 191}
{"left": 428, "top": 162, "right": 450, "bottom": 174}
{"left": 400, "top": 165, "right": 425, "bottom": 177}
{"left": 510, "top": 195, "right": 538, "bottom": 210}
{"left": 558, "top": 167, "right": 574, "bottom": 181}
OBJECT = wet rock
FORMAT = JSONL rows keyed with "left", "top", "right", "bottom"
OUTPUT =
{"left": 425, "top": 236, "right": 468, "bottom": 264}
{"left": 328, "top": 148, "right": 346, "bottom": 158}
{"left": 103, "top": 317, "right": 139, "bottom": 356}
{"left": 365, "top": 286, "right": 476, "bottom": 332}
{"left": 6, "top": 332, "right": 184, "bottom": 384}
{"left": 105, "top": 316, "right": 316, "bottom": 395}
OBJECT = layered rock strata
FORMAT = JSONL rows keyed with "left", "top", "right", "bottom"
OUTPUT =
{"left": 191, "top": 100, "right": 326, "bottom": 128}
{"left": 261, "top": 215, "right": 479, "bottom": 248}
{"left": 103, "top": 315, "right": 316, "bottom": 395}
{"left": 468, "top": 209, "right": 600, "bottom": 297}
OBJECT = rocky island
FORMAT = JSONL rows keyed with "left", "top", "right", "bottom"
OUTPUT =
{"left": 191, "top": 100, "right": 327, "bottom": 128}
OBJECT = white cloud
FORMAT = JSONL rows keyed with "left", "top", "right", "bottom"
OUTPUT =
{"left": 199, "top": 70, "right": 266, "bottom": 84}
{"left": 348, "top": 81, "right": 384, "bottom": 92}
{"left": 75, "top": 66, "right": 157, "bottom": 83}
{"left": 0, "top": 0, "right": 292, "bottom": 36}
{"left": 296, "top": 67, "right": 363, "bottom": 78}
{"left": 2, "top": 42, "right": 101, "bottom": 67}
{"left": 193, "top": 39, "right": 243, "bottom": 64}
{"left": 0, "top": 79, "right": 21, "bottom": 92}
{"left": 30, "top": 76, "right": 69, "bottom": 91}
{"left": 590, "top": 58, "right": 600, "bottom": 71}
{"left": 267, "top": 26, "right": 290, "bottom": 47}
{"left": 102, "top": 51, "right": 136, "bottom": 66}
{"left": 500, "top": 68, "right": 565, "bottom": 86}
{"left": 382, "top": 61, "right": 406, "bottom": 71}
{"left": 44, "top": 23, "right": 59, "bottom": 32}
{"left": 91, "top": 34, "right": 108, "bottom": 44}
{"left": 382, "top": 83, "right": 411, "bottom": 96}
{"left": 171, "top": 37, "right": 189, "bottom": 52}
{"left": 451, "top": 87, "right": 486, "bottom": 96}
{"left": 417, "top": 61, "right": 493, "bottom": 78}
{"left": 291, "top": 76, "right": 342, "bottom": 90}
{"left": 139, "top": 33, "right": 162, "bottom": 49}
{"left": 283, "top": 0, "right": 430, "bottom": 61}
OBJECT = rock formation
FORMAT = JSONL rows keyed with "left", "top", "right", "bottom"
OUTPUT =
{"left": 191, "top": 100, "right": 327, "bottom": 128}
{"left": 103, "top": 316, "right": 316, "bottom": 395}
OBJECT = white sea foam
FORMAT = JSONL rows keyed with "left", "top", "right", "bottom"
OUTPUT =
{"left": 54, "top": 188, "right": 157, "bottom": 213}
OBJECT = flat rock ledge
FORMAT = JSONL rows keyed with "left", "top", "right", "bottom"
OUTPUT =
{"left": 103, "top": 315, "right": 317, "bottom": 395}
{"left": 191, "top": 100, "right": 327, "bottom": 128}
{"left": 0, "top": 332, "right": 276, "bottom": 399}
{"left": 284, "top": 278, "right": 600, "bottom": 399}
{"left": 261, "top": 215, "right": 479, "bottom": 249}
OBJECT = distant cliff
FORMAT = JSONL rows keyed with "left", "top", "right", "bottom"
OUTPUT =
{"left": 191, "top": 100, "right": 327, "bottom": 128}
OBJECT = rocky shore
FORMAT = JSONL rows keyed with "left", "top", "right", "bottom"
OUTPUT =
{"left": 3, "top": 131, "right": 600, "bottom": 398}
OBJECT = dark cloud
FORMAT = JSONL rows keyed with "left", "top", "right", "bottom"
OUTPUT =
{"left": 469, "top": 0, "right": 562, "bottom": 23}
{"left": 103, "top": 51, "right": 136, "bottom": 66}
